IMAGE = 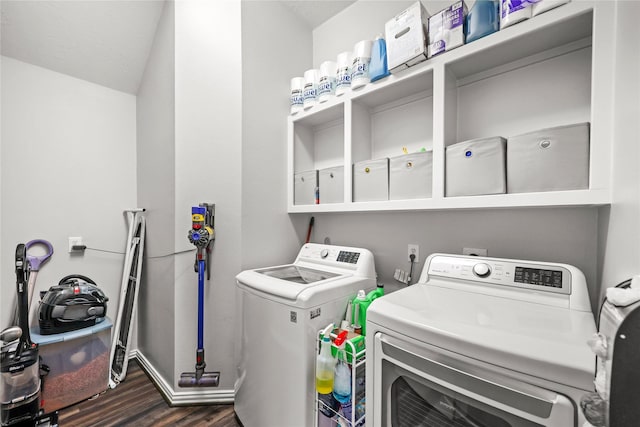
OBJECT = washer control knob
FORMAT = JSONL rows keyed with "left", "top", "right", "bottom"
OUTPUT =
{"left": 320, "top": 249, "right": 329, "bottom": 259}
{"left": 473, "top": 263, "right": 491, "bottom": 278}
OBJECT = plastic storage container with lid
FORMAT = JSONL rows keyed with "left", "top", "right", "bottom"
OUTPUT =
{"left": 31, "top": 318, "right": 112, "bottom": 413}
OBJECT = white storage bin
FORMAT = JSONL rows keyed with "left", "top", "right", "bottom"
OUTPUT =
{"left": 353, "top": 159, "right": 389, "bottom": 202}
{"left": 319, "top": 166, "right": 344, "bottom": 204}
{"left": 446, "top": 136, "right": 506, "bottom": 196}
{"left": 294, "top": 170, "right": 318, "bottom": 205}
{"left": 507, "top": 122, "right": 589, "bottom": 194}
{"left": 389, "top": 151, "right": 433, "bottom": 200}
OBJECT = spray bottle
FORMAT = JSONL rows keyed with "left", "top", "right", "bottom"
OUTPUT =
{"left": 332, "top": 330, "right": 352, "bottom": 423}
{"left": 316, "top": 323, "right": 336, "bottom": 394}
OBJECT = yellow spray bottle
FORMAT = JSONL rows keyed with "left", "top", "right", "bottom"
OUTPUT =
{"left": 315, "top": 324, "right": 336, "bottom": 394}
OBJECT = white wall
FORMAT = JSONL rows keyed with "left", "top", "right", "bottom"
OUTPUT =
{"left": 173, "top": 0, "right": 243, "bottom": 392}
{"left": 312, "top": 208, "right": 600, "bottom": 301}
{"left": 136, "top": 0, "right": 176, "bottom": 383}
{"left": 241, "top": 1, "right": 312, "bottom": 271}
{"left": 0, "top": 56, "right": 137, "bottom": 329}
{"left": 596, "top": 1, "right": 640, "bottom": 299}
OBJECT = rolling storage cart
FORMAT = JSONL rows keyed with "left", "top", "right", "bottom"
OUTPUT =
{"left": 316, "top": 330, "right": 366, "bottom": 427}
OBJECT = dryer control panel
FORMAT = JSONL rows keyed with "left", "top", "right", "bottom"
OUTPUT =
{"left": 420, "top": 254, "right": 592, "bottom": 312}
{"left": 425, "top": 254, "right": 572, "bottom": 295}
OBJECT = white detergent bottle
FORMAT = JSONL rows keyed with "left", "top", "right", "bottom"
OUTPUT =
{"left": 316, "top": 323, "right": 336, "bottom": 394}
{"left": 332, "top": 330, "right": 352, "bottom": 422}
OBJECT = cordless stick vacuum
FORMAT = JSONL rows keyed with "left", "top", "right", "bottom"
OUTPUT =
{"left": 179, "top": 203, "right": 220, "bottom": 388}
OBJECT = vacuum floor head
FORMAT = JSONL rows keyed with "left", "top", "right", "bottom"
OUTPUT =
{"left": 179, "top": 371, "right": 220, "bottom": 388}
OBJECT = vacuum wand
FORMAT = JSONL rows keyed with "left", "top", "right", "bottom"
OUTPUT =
{"left": 180, "top": 203, "right": 220, "bottom": 388}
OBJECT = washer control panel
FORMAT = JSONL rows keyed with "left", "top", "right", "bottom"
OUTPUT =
{"left": 295, "top": 243, "right": 375, "bottom": 277}
{"left": 300, "top": 245, "right": 360, "bottom": 264}
{"left": 425, "top": 254, "right": 572, "bottom": 295}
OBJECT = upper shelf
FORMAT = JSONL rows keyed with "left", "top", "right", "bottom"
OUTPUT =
{"left": 287, "top": 2, "right": 612, "bottom": 213}
{"left": 291, "top": 2, "right": 594, "bottom": 123}
{"left": 446, "top": 4, "right": 592, "bottom": 79}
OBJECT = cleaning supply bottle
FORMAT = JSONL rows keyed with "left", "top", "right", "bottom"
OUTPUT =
{"left": 352, "top": 290, "right": 368, "bottom": 335}
{"left": 332, "top": 330, "right": 352, "bottom": 423}
{"left": 466, "top": 0, "right": 499, "bottom": 44}
{"left": 369, "top": 35, "right": 390, "bottom": 82}
{"left": 351, "top": 40, "right": 373, "bottom": 89}
{"left": 316, "top": 323, "right": 336, "bottom": 394}
{"left": 366, "top": 283, "right": 385, "bottom": 302}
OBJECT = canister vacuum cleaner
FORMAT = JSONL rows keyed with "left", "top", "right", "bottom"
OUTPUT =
{"left": 179, "top": 203, "right": 220, "bottom": 388}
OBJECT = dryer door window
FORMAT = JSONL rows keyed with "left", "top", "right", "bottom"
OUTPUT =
{"left": 390, "top": 370, "right": 540, "bottom": 427}
{"left": 375, "top": 334, "right": 575, "bottom": 427}
{"left": 386, "top": 361, "right": 545, "bottom": 427}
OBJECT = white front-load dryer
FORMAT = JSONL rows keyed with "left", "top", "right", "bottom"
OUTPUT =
{"left": 235, "top": 243, "right": 376, "bottom": 427}
{"left": 366, "top": 253, "right": 597, "bottom": 427}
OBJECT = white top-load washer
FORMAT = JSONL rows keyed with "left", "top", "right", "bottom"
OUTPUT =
{"left": 366, "top": 253, "right": 596, "bottom": 427}
{"left": 235, "top": 243, "right": 376, "bottom": 427}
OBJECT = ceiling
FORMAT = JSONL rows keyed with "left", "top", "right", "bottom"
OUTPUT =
{"left": 0, "top": 0, "right": 165, "bottom": 94}
{"left": 281, "top": 0, "right": 356, "bottom": 28}
{"left": 0, "top": 1, "right": 354, "bottom": 95}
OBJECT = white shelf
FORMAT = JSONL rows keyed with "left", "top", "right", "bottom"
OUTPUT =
{"left": 288, "top": 2, "right": 613, "bottom": 213}
{"left": 289, "top": 189, "right": 610, "bottom": 213}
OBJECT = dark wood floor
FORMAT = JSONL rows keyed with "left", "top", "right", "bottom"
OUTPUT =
{"left": 57, "top": 360, "right": 241, "bottom": 427}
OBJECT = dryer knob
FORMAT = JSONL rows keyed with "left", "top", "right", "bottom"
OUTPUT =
{"left": 473, "top": 263, "right": 491, "bottom": 278}
{"left": 320, "top": 249, "right": 329, "bottom": 259}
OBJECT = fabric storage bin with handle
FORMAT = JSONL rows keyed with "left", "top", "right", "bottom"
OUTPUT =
{"left": 319, "top": 166, "right": 344, "bottom": 204}
{"left": 294, "top": 170, "right": 318, "bottom": 205}
{"left": 389, "top": 151, "right": 433, "bottom": 200}
{"left": 353, "top": 158, "right": 389, "bottom": 202}
{"left": 446, "top": 136, "right": 506, "bottom": 197}
{"left": 507, "top": 122, "right": 589, "bottom": 194}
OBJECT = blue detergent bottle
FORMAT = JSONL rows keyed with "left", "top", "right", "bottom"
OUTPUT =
{"left": 466, "top": 0, "right": 500, "bottom": 44}
{"left": 369, "top": 35, "right": 390, "bottom": 83}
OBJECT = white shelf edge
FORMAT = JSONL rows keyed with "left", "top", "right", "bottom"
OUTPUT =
{"left": 288, "top": 189, "right": 610, "bottom": 213}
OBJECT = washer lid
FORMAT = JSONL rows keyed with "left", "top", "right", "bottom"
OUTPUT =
{"left": 368, "top": 281, "right": 596, "bottom": 391}
{"left": 236, "top": 264, "right": 351, "bottom": 301}
{"left": 256, "top": 265, "right": 340, "bottom": 284}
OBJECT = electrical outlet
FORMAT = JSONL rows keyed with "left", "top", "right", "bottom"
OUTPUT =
{"left": 68, "top": 236, "right": 83, "bottom": 253}
{"left": 408, "top": 244, "right": 420, "bottom": 263}
{"left": 463, "top": 247, "right": 488, "bottom": 257}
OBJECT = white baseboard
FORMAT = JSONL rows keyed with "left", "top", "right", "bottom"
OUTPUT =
{"left": 130, "top": 349, "right": 235, "bottom": 406}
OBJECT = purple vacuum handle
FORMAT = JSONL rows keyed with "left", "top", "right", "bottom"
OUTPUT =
{"left": 25, "top": 239, "right": 54, "bottom": 271}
